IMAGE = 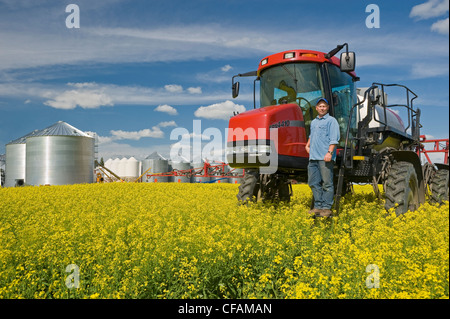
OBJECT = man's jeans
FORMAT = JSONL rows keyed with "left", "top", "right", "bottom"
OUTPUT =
{"left": 308, "top": 160, "right": 334, "bottom": 210}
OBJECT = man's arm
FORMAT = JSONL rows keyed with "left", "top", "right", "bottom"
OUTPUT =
{"left": 324, "top": 118, "right": 340, "bottom": 162}
{"left": 324, "top": 144, "right": 337, "bottom": 162}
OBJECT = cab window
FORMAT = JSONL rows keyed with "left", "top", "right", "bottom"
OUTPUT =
{"left": 260, "top": 62, "right": 325, "bottom": 137}
{"left": 327, "top": 64, "right": 357, "bottom": 146}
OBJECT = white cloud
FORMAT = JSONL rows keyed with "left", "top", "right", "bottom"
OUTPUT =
{"left": 158, "top": 120, "right": 177, "bottom": 128}
{"left": 410, "top": 0, "right": 449, "bottom": 20}
{"left": 43, "top": 88, "right": 114, "bottom": 109}
{"left": 221, "top": 65, "right": 233, "bottom": 72}
{"left": 110, "top": 127, "right": 164, "bottom": 140}
{"left": 431, "top": 17, "right": 450, "bottom": 34}
{"left": 99, "top": 121, "right": 179, "bottom": 144}
{"left": 195, "top": 65, "right": 235, "bottom": 84}
{"left": 187, "top": 86, "right": 202, "bottom": 94}
{"left": 155, "top": 104, "right": 178, "bottom": 115}
{"left": 0, "top": 81, "right": 237, "bottom": 109}
{"left": 411, "top": 62, "right": 449, "bottom": 78}
{"left": 89, "top": 25, "right": 269, "bottom": 51}
{"left": 194, "top": 100, "right": 246, "bottom": 120}
{"left": 196, "top": 70, "right": 231, "bottom": 84}
{"left": 0, "top": 24, "right": 274, "bottom": 71}
{"left": 164, "top": 84, "right": 183, "bottom": 93}
{"left": 1, "top": 22, "right": 448, "bottom": 79}
{"left": 0, "top": 21, "right": 448, "bottom": 114}
{"left": 180, "top": 132, "right": 212, "bottom": 140}
{"left": 164, "top": 85, "right": 202, "bottom": 95}
{"left": 97, "top": 136, "right": 114, "bottom": 144}
{"left": 68, "top": 82, "right": 98, "bottom": 89}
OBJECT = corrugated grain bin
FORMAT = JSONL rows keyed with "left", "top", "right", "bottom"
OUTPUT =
{"left": 5, "top": 143, "right": 26, "bottom": 187}
{"left": 142, "top": 152, "right": 169, "bottom": 183}
{"left": 118, "top": 157, "right": 128, "bottom": 178}
{"left": 191, "top": 161, "right": 208, "bottom": 183}
{"left": 192, "top": 175, "right": 211, "bottom": 183}
{"left": 171, "top": 161, "right": 190, "bottom": 183}
{"left": 104, "top": 158, "right": 113, "bottom": 171}
{"left": 211, "top": 161, "right": 230, "bottom": 183}
{"left": 4, "top": 129, "right": 41, "bottom": 187}
{"left": 229, "top": 168, "right": 244, "bottom": 184}
{"left": 214, "top": 177, "right": 229, "bottom": 183}
{"left": 110, "top": 158, "right": 120, "bottom": 175}
{"left": 125, "top": 157, "right": 140, "bottom": 178}
{"left": 25, "top": 121, "right": 94, "bottom": 186}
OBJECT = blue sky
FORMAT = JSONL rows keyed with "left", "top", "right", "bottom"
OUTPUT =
{"left": 0, "top": 0, "right": 448, "bottom": 162}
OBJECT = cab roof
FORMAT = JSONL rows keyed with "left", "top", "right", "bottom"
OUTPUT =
{"left": 257, "top": 49, "right": 357, "bottom": 78}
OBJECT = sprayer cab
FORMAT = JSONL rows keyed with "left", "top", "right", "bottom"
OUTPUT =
{"left": 227, "top": 45, "right": 359, "bottom": 173}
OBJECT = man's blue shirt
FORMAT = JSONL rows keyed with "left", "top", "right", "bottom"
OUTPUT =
{"left": 309, "top": 113, "right": 340, "bottom": 161}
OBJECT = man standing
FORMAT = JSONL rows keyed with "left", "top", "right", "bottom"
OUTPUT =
{"left": 305, "top": 98, "right": 340, "bottom": 217}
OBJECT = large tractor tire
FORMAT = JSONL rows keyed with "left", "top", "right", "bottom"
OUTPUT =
{"left": 277, "top": 180, "right": 292, "bottom": 203}
{"left": 384, "top": 161, "right": 420, "bottom": 215}
{"left": 430, "top": 169, "right": 449, "bottom": 204}
{"left": 237, "top": 171, "right": 291, "bottom": 203}
{"left": 260, "top": 174, "right": 292, "bottom": 203}
{"left": 237, "top": 171, "right": 260, "bottom": 202}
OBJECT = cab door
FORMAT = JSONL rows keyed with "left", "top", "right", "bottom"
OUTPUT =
{"left": 325, "top": 64, "right": 358, "bottom": 148}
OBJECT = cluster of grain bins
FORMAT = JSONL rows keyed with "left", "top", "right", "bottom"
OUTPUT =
{"left": 4, "top": 121, "right": 95, "bottom": 187}
{"left": 103, "top": 157, "right": 141, "bottom": 182}
{"left": 103, "top": 151, "right": 244, "bottom": 184}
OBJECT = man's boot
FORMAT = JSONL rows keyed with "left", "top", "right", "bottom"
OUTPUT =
{"left": 317, "top": 209, "right": 332, "bottom": 217}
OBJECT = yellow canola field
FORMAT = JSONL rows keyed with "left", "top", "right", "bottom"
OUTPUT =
{"left": 0, "top": 183, "right": 448, "bottom": 299}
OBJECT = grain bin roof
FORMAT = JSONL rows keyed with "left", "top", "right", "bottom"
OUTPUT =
{"left": 32, "top": 121, "right": 92, "bottom": 138}
{"left": 6, "top": 129, "right": 43, "bottom": 145}
{"left": 146, "top": 151, "right": 167, "bottom": 160}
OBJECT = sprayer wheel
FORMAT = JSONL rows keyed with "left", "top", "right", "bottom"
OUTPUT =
{"left": 384, "top": 161, "right": 420, "bottom": 215}
{"left": 430, "top": 169, "right": 449, "bottom": 205}
{"left": 237, "top": 171, "right": 260, "bottom": 203}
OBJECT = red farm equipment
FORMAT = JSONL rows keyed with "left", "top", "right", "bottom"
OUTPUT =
{"left": 145, "top": 161, "right": 245, "bottom": 184}
{"left": 227, "top": 43, "right": 449, "bottom": 215}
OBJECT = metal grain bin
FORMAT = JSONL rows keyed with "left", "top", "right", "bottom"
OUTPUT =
{"left": 229, "top": 168, "right": 244, "bottom": 184}
{"left": 5, "top": 143, "right": 26, "bottom": 187}
{"left": 118, "top": 157, "right": 128, "bottom": 178}
{"left": 142, "top": 152, "right": 169, "bottom": 183}
{"left": 25, "top": 121, "right": 94, "bottom": 186}
{"left": 190, "top": 161, "right": 208, "bottom": 183}
{"left": 4, "top": 129, "right": 41, "bottom": 187}
{"left": 110, "top": 158, "right": 120, "bottom": 175}
{"left": 230, "top": 168, "right": 244, "bottom": 184}
{"left": 192, "top": 175, "right": 211, "bottom": 183}
{"left": 141, "top": 159, "right": 152, "bottom": 182}
{"left": 171, "top": 161, "right": 191, "bottom": 183}
{"left": 214, "top": 177, "right": 229, "bottom": 183}
{"left": 125, "top": 157, "right": 140, "bottom": 180}
{"left": 210, "top": 161, "right": 230, "bottom": 183}
{"left": 104, "top": 158, "right": 113, "bottom": 171}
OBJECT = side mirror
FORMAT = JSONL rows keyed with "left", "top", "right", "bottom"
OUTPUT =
{"left": 340, "top": 51, "right": 355, "bottom": 72}
{"left": 232, "top": 81, "right": 240, "bottom": 98}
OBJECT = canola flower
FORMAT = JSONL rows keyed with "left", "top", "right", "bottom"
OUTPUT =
{"left": 0, "top": 182, "right": 448, "bottom": 299}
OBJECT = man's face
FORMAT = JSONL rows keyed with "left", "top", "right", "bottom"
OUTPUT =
{"left": 316, "top": 101, "right": 329, "bottom": 117}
